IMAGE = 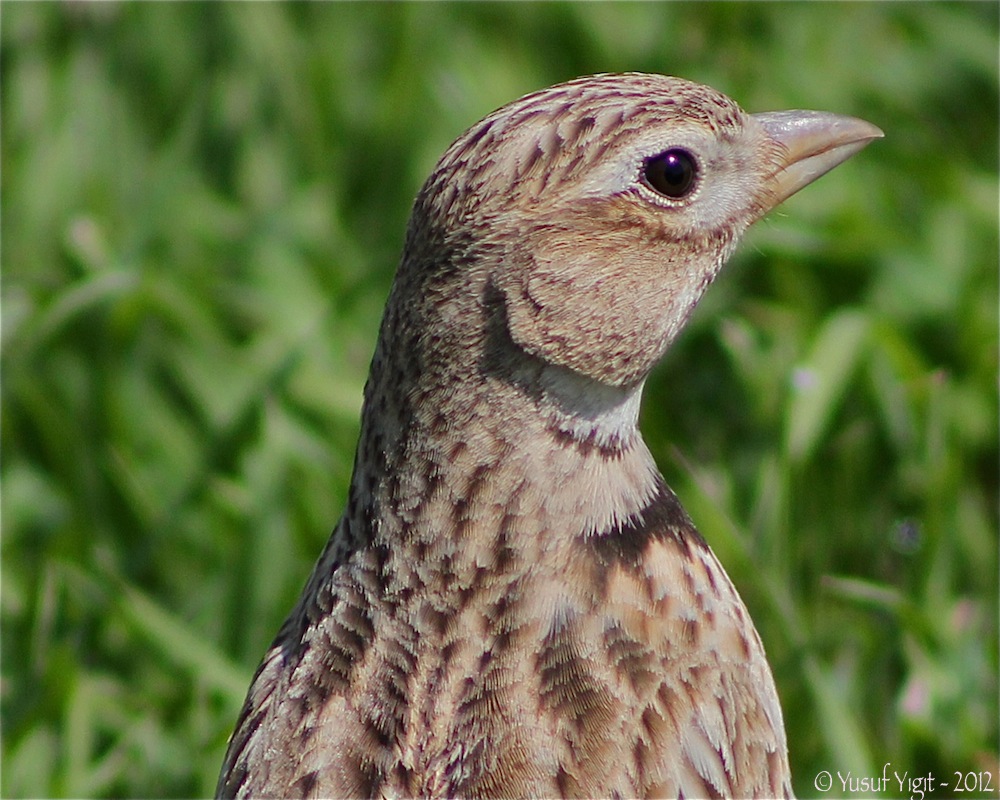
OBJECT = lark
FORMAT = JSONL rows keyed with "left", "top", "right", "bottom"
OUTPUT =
{"left": 217, "top": 73, "right": 881, "bottom": 799}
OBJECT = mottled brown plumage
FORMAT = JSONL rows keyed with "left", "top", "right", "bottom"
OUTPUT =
{"left": 217, "top": 73, "right": 881, "bottom": 799}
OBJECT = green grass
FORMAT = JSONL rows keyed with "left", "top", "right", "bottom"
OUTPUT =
{"left": 3, "top": 3, "right": 997, "bottom": 797}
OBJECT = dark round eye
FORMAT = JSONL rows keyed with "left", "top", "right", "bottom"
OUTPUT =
{"left": 642, "top": 148, "right": 698, "bottom": 199}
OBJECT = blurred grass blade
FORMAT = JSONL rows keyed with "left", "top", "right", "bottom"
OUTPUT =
{"left": 2, "top": 727, "right": 59, "bottom": 798}
{"left": 9, "top": 270, "right": 138, "bottom": 356}
{"left": 116, "top": 586, "right": 249, "bottom": 705}
{"left": 785, "top": 308, "right": 871, "bottom": 464}
{"left": 821, "top": 574, "right": 904, "bottom": 612}
{"left": 802, "top": 655, "right": 876, "bottom": 777}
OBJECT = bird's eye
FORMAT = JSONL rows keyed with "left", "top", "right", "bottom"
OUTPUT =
{"left": 642, "top": 148, "right": 698, "bottom": 200}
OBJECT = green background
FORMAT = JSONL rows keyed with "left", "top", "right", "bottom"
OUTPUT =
{"left": 3, "top": 3, "right": 997, "bottom": 797}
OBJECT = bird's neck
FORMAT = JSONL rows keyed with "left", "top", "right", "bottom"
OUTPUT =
{"left": 346, "top": 344, "right": 665, "bottom": 580}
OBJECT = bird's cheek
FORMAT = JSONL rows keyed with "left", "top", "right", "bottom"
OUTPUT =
{"left": 494, "top": 242, "right": 696, "bottom": 387}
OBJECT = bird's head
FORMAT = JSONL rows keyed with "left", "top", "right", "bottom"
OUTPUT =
{"left": 393, "top": 73, "right": 881, "bottom": 396}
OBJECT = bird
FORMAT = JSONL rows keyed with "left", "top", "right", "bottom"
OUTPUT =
{"left": 216, "top": 73, "right": 882, "bottom": 799}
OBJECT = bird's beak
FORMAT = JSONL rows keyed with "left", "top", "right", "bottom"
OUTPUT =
{"left": 753, "top": 110, "right": 883, "bottom": 207}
